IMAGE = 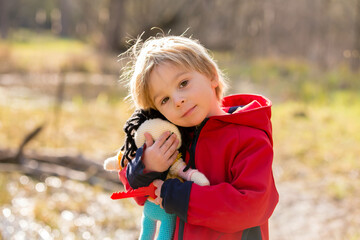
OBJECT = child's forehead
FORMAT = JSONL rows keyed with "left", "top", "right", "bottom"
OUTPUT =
{"left": 151, "top": 62, "right": 190, "bottom": 81}
{"left": 152, "top": 61, "right": 191, "bottom": 75}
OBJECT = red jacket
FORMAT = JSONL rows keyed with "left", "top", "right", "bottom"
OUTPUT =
{"left": 121, "top": 94, "right": 279, "bottom": 240}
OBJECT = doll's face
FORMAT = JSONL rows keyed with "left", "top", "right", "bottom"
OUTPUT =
{"left": 134, "top": 118, "right": 182, "bottom": 149}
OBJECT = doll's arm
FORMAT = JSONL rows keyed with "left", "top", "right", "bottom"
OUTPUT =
{"left": 169, "top": 158, "right": 210, "bottom": 186}
{"left": 104, "top": 156, "right": 120, "bottom": 171}
{"left": 103, "top": 150, "right": 123, "bottom": 171}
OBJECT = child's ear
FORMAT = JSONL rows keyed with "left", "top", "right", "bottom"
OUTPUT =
{"left": 210, "top": 70, "right": 219, "bottom": 88}
{"left": 211, "top": 79, "right": 219, "bottom": 88}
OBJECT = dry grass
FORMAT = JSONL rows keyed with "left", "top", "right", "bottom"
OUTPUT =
{"left": 272, "top": 91, "right": 360, "bottom": 200}
{"left": 0, "top": 30, "right": 120, "bottom": 74}
{"left": 0, "top": 86, "right": 132, "bottom": 161}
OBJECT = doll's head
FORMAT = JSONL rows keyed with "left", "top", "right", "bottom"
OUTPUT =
{"left": 121, "top": 35, "right": 228, "bottom": 110}
{"left": 120, "top": 108, "right": 182, "bottom": 168}
{"left": 104, "top": 108, "right": 186, "bottom": 171}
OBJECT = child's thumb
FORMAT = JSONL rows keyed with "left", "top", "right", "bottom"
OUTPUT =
{"left": 144, "top": 132, "right": 154, "bottom": 147}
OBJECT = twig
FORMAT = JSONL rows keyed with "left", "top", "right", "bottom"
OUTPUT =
{"left": 15, "top": 124, "right": 45, "bottom": 163}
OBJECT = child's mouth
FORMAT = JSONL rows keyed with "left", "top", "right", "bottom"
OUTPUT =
{"left": 182, "top": 106, "right": 196, "bottom": 117}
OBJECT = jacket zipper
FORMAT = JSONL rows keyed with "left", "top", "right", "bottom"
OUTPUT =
{"left": 186, "top": 118, "right": 208, "bottom": 171}
{"left": 179, "top": 118, "right": 208, "bottom": 240}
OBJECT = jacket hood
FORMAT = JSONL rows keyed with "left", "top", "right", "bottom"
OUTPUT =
{"left": 210, "top": 94, "right": 273, "bottom": 143}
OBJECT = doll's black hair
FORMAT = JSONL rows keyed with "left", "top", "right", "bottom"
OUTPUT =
{"left": 120, "top": 108, "right": 192, "bottom": 168}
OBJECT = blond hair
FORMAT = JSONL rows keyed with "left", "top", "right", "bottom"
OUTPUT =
{"left": 121, "top": 34, "right": 228, "bottom": 109}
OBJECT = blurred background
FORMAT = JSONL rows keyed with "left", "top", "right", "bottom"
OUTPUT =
{"left": 0, "top": 0, "right": 359, "bottom": 239}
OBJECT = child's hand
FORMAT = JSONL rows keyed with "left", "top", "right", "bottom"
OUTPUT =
{"left": 142, "top": 131, "right": 179, "bottom": 172}
{"left": 153, "top": 179, "right": 164, "bottom": 208}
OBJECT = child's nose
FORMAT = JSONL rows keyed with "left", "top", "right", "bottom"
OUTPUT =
{"left": 175, "top": 97, "right": 185, "bottom": 107}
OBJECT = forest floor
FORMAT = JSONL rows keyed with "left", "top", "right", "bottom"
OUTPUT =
{"left": 1, "top": 168, "right": 358, "bottom": 240}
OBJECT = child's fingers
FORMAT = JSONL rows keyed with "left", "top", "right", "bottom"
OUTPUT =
{"left": 154, "top": 197, "right": 161, "bottom": 206}
{"left": 153, "top": 131, "right": 171, "bottom": 148}
{"left": 153, "top": 180, "right": 164, "bottom": 208}
{"left": 167, "top": 150, "right": 179, "bottom": 167}
{"left": 153, "top": 180, "right": 163, "bottom": 196}
{"left": 144, "top": 132, "right": 154, "bottom": 147}
{"left": 154, "top": 196, "right": 163, "bottom": 208}
{"left": 160, "top": 132, "right": 177, "bottom": 153}
{"left": 163, "top": 139, "right": 179, "bottom": 163}
{"left": 162, "top": 149, "right": 179, "bottom": 170}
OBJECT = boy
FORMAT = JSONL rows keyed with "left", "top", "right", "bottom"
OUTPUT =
{"left": 120, "top": 35, "right": 278, "bottom": 240}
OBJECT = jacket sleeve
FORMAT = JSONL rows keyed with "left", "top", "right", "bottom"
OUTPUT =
{"left": 161, "top": 128, "right": 279, "bottom": 233}
{"left": 126, "top": 145, "right": 168, "bottom": 189}
{"left": 119, "top": 145, "right": 168, "bottom": 206}
{"left": 160, "top": 178, "right": 193, "bottom": 221}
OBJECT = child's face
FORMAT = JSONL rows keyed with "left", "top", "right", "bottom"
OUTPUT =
{"left": 148, "top": 62, "right": 225, "bottom": 127}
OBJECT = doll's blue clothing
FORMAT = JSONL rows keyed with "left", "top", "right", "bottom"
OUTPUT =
{"left": 139, "top": 200, "right": 176, "bottom": 240}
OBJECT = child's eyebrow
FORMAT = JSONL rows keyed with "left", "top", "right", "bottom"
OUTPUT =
{"left": 152, "top": 91, "right": 164, "bottom": 105}
{"left": 175, "top": 71, "right": 188, "bottom": 80}
{"left": 152, "top": 71, "right": 188, "bottom": 103}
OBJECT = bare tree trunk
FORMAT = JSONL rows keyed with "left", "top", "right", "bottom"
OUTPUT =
{"left": 262, "top": 0, "right": 275, "bottom": 55}
{"left": 59, "top": 0, "right": 71, "bottom": 37}
{"left": 351, "top": 0, "right": 360, "bottom": 70}
{"left": 106, "top": 0, "right": 126, "bottom": 51}
{"left": 0, "top": 0, "right": 9, "bottom": 38}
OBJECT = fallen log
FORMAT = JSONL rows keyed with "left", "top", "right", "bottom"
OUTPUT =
{"left": 0, "top": 125, "right": 123, "bottom": 191}
{"left": 0, "top": 148, "right": 122, "bottom": 191}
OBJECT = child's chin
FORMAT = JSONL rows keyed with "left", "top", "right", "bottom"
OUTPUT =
{"left": 181, "top": 119, "right": 204, "bottom": 128}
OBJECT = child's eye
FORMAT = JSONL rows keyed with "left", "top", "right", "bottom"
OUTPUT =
{"left": 179, "top": 80, "right": 188, "bottom": 88}
{"left": 161, "top": 97, "right": 169, "bottom": 105}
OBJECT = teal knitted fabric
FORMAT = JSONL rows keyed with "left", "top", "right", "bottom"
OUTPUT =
{"left": 139, "top": 200, "right": 176, "bottom": 240}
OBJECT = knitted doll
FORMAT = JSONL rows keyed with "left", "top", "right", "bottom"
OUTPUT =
{"left": 104, "top": 109, "right": 209, "bottom": 240}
